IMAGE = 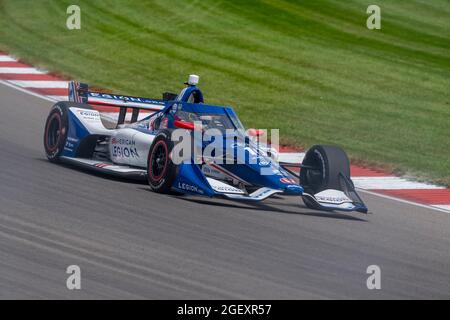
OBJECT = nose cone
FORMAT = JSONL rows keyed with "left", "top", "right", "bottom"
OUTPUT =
{"left": 252, "top": 165, "right": 304, "bottom": 194}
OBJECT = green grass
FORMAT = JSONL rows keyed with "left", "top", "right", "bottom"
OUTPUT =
{"left": 0, "top": 0, "right": 449, "bottom": 184}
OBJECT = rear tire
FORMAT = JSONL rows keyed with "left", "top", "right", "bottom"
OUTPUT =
{"left": 43, "top": 102, "right": 93, "bottom": 162}
{"left": 43, "top": 103, "right": 69, "bottom": 162}
{"left": 147, "top": 130, "right": 178, "bottom": 194}
{"left": 300, "top": 144, "right": 350, "bottom": 195}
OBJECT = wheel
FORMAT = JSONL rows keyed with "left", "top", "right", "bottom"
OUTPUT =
{"left": 300, "top": 144, "right": 350, "bottom": 195}
{"left": 147, "top": 130, "right": 178, "bottom": 193}
{"left": 43, "top": 102, "right": 92, "bottom": 162}
{"left": 43, "top": 102, "right": 70, "bottom": 162}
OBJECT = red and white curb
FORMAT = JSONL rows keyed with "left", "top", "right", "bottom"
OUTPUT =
{"left": 0, "top": 52, "right": 144, "bottom": 121}
{"left": 0, "top": 54, "right": 68, "bottom": 102}
{"left": 1, "top": 51, "right": 449, "bottom": 213}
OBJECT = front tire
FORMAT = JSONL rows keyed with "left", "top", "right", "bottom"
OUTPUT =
{"left": 300, "top": 144, "right": 350, "bottom": 195}
{"left": 147, "top": 130, "right": 178, "bottom": 193}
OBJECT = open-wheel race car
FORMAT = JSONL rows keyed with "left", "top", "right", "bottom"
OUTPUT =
{"left": 43, "top": 75, "right": 368, "bottom": 213}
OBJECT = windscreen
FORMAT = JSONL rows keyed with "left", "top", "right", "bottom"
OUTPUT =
{"left": 175, "top": 110, "right": 241, "bottom": 133}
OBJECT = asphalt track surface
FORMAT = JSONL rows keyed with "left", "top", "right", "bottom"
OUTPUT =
{"left": 0, "top": 83, "right": 449, "bottom": 299}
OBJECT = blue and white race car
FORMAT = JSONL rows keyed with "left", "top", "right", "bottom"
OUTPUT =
{"left": 43, "top": 75, "right": 368, "bottom": 213}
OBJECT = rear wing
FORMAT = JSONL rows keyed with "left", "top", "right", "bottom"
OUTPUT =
{"left": 68, "top": 81, "right": 177, "bottom": 124}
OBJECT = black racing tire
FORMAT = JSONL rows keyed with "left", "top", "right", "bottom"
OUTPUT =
{"left": 147, "top": 130, "right": 178, "bottom": 194}
{"left": 43, "top": 102, "right": 93, "bottom": 162}
{"left": 300, "top": 144, "right": 350, "bottom": 196}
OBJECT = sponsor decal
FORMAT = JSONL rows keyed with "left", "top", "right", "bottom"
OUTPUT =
{"left": 65, "top": 141, "right": 75, "bottom": 150}
{"left": 111, "top": 137, "right": 139, "bottom": 158}
{"left": 112, "top": 145, "right": 139, "bottom": 158}
{"left": 213, "top": 185, "right": 241, "bottom": 193}
{"left": 88, "top": 92, "right": 165, "bottom": 105}
{"left": 315, "top": 194, "right": 350, "bottom": 204}
{"left": 111, "top": 137, "right": 135, "bottom": 146}
{"left": 67, "top": 137, "right": 79, "bottom": 143}
{"left": 78, "top": 110, "right": 99, "bottom": 121}
{"left": 64, "top": 136, "right": 77, "bottom": 152}
{"left": 177, "top": 182, "right": 204, "bottom": 194}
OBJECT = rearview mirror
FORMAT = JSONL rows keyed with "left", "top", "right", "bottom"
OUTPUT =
{"left": 174, "top": 119, "right": 196, "bottom": 130}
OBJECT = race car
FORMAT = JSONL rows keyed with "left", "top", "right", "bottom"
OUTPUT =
{"left": 43, "top": 75, "right": 368, "bottom": 213}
